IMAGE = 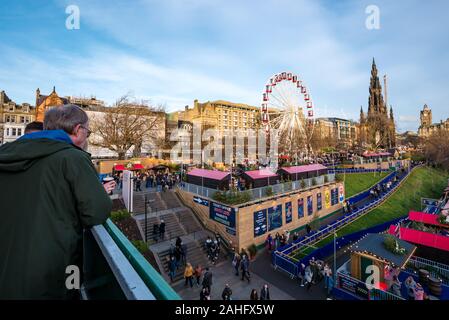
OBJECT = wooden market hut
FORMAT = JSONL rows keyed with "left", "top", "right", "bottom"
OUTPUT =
{"left": 362, "top": 152, "right": 392, "bottom": 162}
{"left": 242, "top": 169, "right": 279, "bottom": 188}
{"left": 186, "top": 168, "right": 231, "bottom": 190}
{"left": 349, "top": 233, "right": 417, "bottom": 284}
{"left": 277, "top": 164, "right": 328, "bottom": 182}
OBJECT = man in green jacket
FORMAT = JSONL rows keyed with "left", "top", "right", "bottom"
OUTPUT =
{"left": 0, "top": 104, "right": 113, "bottom": 299}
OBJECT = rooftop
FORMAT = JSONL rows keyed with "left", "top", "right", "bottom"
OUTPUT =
{"left": 187, "top": 168, "right": 231, "bottom": 181}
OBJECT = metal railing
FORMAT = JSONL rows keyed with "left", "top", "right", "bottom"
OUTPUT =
{"left": 369, "top": 288, "right": 404, "bottom": 300}
{"left": 179, "top": 173, "right": 336, "bottom": 205}
{"left": 272, "top": 252, "right": 298, "bottom": 279}
{"left": 82, "top": 224, "right": 156, "bottom": 300}
{"left": 407, "top": 256, "right": 449, "bottom": 285}
{"left": 102, "top": 219, "right": 181, "bottom": 300}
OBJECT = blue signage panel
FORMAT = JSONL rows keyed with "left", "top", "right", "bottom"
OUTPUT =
{"left": 285, "top": 202, "right": 292, "bottom": 224}
{"left": 307, "top": 195, "right": 313, "bottom": 216}
{"left": 209, "top": 202, "right": 236, "bottom": 229}
{"left": 194, "top": 196, "right": 209, "bottom": 207}
{"left": 253, "top": 209, "right": 267, "bottom": 237}
{"left": 298, "top": 198, "right": 304, "bottom": 219}
{"left": 268, "top": 205, "right": 283, "bottom": 231}
{"left": 331, "top": 188, "right": 339, "bottom": 206}
{"left": 317, "top": 193, "right": 322, "bottom": 211}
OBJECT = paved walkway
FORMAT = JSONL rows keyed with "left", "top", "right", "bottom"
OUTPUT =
{"left": 173, "top": 258, "right": 295, "bottom": 301}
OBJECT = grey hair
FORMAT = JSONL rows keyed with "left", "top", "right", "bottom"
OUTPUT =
{"left": 43, "top": 104, "right": 89, "bottom": 134}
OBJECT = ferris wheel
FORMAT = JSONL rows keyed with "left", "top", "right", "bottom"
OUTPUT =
{"left": 261, "top": 71, "right": 315, "bottom": 161}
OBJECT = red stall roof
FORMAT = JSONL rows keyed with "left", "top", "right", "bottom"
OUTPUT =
{"left": 280, "top": 164, "right": 327, "bottom": 174}
{"left": 389, "top": 225, "right": 449, "bottom": 252}
{"left": 244, "top": 169, "right": 278, "bottom": 180}
{"left": 114, "top": 164, "right": 144, "bottom": 171}
{"left": 408, "top": 211, "right": 448, "bottom": 228}
{"left": 114, "top": 165, "right": 125, "bottom": 171}
{"left": 187, "top": 168, "right": 230, "bottom": 181}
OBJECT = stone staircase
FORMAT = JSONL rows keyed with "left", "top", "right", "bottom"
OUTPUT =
{"left": 132, "top": 190, "right": 230, "bottom": 283}
{"left": 159, "top": 191, "right": 182, "bottom": 209}
{"left": 139, "top": 212, "right": 186, "bottom": 242}
{"left": 158, "top": 239, "right": 209, "bottom": 283}
{"left": 133, "top": 192, "right": 167, "bottom": 214}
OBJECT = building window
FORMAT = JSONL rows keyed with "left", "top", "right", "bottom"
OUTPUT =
{"left": 6, "top": 128, "right": 9, "bottom": 136}
{"left": 20, "top": 116, "right": 25, "bottom": 123}
{"left": 12, "top": 128, "right": 16, "bottom": 136}
{"left": 18, "top": 128, "right": 22, "bottom": 136}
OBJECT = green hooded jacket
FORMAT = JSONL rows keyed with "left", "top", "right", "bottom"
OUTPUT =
{"left": 0, "top": 130, "right": 112, "bottom": 299}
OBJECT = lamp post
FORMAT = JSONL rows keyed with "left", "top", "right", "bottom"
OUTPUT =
{"left": 333, "top": 231, "right": 337, "bottom": 283}
{"left": 144, "top": 193, "right": 148, "bottom": 243}
{"left": 144, "top": 194, "right": 155, "bottom": 243}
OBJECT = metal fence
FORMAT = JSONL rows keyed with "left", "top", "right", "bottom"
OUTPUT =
{"left": 272, "top": 252, "right": 298, "bottom": 279}
{"left": 179, "top": 173, "right": 336, "bottom": 204}
{"left": 407, "top": 256, "right": 449, "bottom": 285}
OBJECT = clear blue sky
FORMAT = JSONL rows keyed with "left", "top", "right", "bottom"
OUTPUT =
{"left": 1, "top": 0, "right": 448, "bottom": 132}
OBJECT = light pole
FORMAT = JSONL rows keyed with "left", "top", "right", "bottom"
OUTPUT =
{"left": 333, "top": 231, "right": 337, "bottom": 282}
{"left": 144, "top": 193, "right": 148, "bottom": 243}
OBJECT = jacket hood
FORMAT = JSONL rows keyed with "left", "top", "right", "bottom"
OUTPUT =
{"left": 0, "top": 130, "right": 75, "bottom": 172}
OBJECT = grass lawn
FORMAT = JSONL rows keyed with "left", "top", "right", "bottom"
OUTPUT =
{"left": 338, "top": 171, "right": 390, "bottom": 198}
{"left": 314, "top": 167, "right": 449, "bottom": 248}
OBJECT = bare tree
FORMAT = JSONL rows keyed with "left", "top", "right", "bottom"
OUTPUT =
{"left": 90, "top": 95, "right": 165, "bottom": 159}
{"left": 423, "top": 130, "right": 449, "bottom": 168}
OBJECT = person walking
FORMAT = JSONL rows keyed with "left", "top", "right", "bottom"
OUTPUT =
{"left": 250, "top": 289, "right": 259, "bottom": 300}
{"left": 0, "top": 104, "right": 112, "bottom": 299}
{"left": 265, "top": 234, "right": 273, "bottom": 252}
{"left": 200, "top": 287, "right": 210, "bottom": 301}
{"left": 184, "top": 263, "right": 194, "bottom": 288}
{"left": 194, "top": 265, "right": 203, "bottom": 287}
{"left": 260, "top": 284, "right": 270, "bottom": 300}
{"left": 305, "top": 264, "right": 313, "bottom": 291}
{"left": 202, "top": 268, "right": 213, "bottom": 293}
{"left": 153, "top": 223, "right": 159, "bottom": 242}
{"left": 174, "top": 245, "right": 182, "bottom": 270}
{"left": 240, "top": 255, "right": 251, "bottom": 283}
{"left": 306, "top": 224, "right": 312, "bottom": 234}
{"left": 298, "top": 263, "right": 306, "bottom": 287}
{"left": 232, "top": 252, "right": 241, "bottom": 276}
{"left": 168, "top": 256, "right": 177, "bottom": 283}
{"left": 159, "top": 219, "right": 166, "bottom": 240}
{"left": 323, "top": 263, "right": 331, "bottom": 289}
{"left": 221, "top": 284, "right": 232, "bottom": 301}
{"left": 135, "top": 177, "right": 142, "bottom": 192}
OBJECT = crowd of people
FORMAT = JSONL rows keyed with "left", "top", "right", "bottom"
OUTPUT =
{"left": 205, "top": 234, "right": 222, "bottom": 265}
{"left": 167, "top": 236, "right": 188, "bottom": 282}
{"left": 112, "top": 170, "right": 181, "bottom": 192}
{"left": 385, "top": 265, "right": 426, "bottom": 300}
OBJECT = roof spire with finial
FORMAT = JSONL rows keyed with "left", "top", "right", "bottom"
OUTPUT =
{"left": 52, "top": 86, "right": 56, "bottom": 93}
